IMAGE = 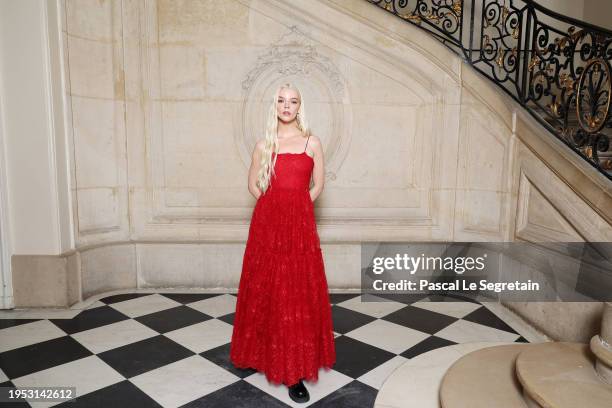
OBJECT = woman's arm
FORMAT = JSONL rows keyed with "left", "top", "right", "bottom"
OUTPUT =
{"left": 248, "top": 140, "right": 264, "bottom": 199}
{"left": 308, "top": 135, "right": 325, "bottom": 202}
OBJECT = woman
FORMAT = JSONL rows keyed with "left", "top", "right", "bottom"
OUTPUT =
{"left": 230, "top": 83, "right": 336, "bottom": 403}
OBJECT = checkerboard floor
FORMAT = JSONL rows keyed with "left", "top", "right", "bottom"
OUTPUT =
{"left": 0, "top": 292, "right": 528, "bottom": 407}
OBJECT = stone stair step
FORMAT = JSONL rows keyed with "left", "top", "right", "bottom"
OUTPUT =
{"left": 516, "top": 342, "right": 612, "bottom": 408}
{"left": 439, "top": 344, "right": 529, "bottom": 408}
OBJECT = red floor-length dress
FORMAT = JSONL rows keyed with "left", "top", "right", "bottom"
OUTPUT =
{"left": 230, "top": 137, "right": 336, "bottom": 387}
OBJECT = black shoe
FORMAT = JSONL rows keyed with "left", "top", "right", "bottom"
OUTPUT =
{"left": 288, "top": 379, "right": 310, "bottom": 403}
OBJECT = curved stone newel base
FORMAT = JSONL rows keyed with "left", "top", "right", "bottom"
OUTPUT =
{"left": 591, "top": 302, "right": 612, "bottom": 384}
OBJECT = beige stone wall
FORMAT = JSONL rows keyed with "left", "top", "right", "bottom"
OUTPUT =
{"left": 11, "top": 0, "right": 612, "bottom": 329}
{"left": 63, "top": 0, "right": 464, "bottom": 246}
{"left": 583, "top": 0, "right": 612, "bottom": 30}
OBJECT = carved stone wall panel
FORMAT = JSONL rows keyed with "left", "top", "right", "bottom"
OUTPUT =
{"left": 118, "top": 0, "right": 461, "bottom": 242}
{"left": 514, "top": 140, "right": 612, "bottom": 242}
{"left": 515, "top": 171, "right": 584, "bottom": 242}
{"left": 454, "top": 90, "right": 513, "bottom": 241}
{"left": 64, "top": 0, "right": 129, "bottom": 242}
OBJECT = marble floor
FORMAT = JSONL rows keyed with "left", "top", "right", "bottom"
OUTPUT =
{"left": 0, "top": 292, "right": 529, "bottom": 407}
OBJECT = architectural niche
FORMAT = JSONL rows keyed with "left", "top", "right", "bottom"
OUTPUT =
{"left": 238, "top": 25, "right": 352, "bottom": 182}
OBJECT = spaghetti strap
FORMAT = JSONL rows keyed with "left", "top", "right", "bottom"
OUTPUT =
{"left": 304, "top": 135, "right": 311, "bottom": 152}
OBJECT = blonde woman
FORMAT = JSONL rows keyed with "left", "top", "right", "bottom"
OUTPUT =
{"left": 230, "top": 83, "right": 336, "bottom": 403}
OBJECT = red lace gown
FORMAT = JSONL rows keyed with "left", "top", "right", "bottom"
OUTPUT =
{"left": 230, "top": 150, "right": 336, "bottom": 387}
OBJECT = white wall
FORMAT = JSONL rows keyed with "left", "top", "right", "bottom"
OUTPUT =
{"left": 0, "top": 0, "right": 73, "bottom": 307}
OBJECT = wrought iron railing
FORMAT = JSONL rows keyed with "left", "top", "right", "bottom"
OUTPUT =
{"left": 368, "top": 0, "right": 612, "bottom": 181}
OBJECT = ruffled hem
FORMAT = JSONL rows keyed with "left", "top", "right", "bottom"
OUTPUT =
{"left": 230, "top": 246, "right": 336, "bottom": 387}
{"left": 230, "top": 356, "right": 336, "bottom": 387}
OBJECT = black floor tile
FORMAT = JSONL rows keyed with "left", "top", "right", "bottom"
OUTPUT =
{"left": 515, "top": 336, "right": 529, "bottom": 343}
{"left": 332, "top": 335, "right": 395, "bottom": 379}
{"left": 217, "top": 313, "right": 235, "bottom": 326}
{"left": 0, "top": 336, "right": 92, "bottom": 379}
{"left": 0, "top": 380, "right": 30, "bottom": 407}
{"left": 462, "top": 307, "right": 518, "bottom": 333}
{"left": 179, "top": 380, "right": 290, "bottom": 408}
{"left": 0, "top": 319, "right": 41, "bottom": 330}
{"left": 0, "top": 291, "right": 526, "bottom": 408}
{"left": 382, "top": 306, "right": 457, "bottom": 335}
{"left": 400, "top": 336, "right": 457, "bottom": 359}
{"left": 50, "top": 305, "right": 130, "bottom": 334}
{"left": 329, "top": 293, "right": 361, "bottom": 305}
{"left": 56, "top": 379, "right": 162, "bottom": 407}
{"left": 374, "top": 293, "right": 428, "bottom": 304}
{"left": 98, "top": 293, "right": 153, "bottom": 304}
{"left": 309, "top": 380, "right": 377, "bottom": 408}
{"left": 200, "top": 343, "right": 256, "bottom": 379}
{"left": 160, "top": 293, "right": 225, "bottom": 304}
{"left": 331, "top": 306, "right": 377, "bottom": 334}
{"left": 97, "top": 335, "right": 194, "bottom": 378}
{"left": 426, "top": 294, "right": 480, "bottom": 303}
{"left": 135, "top": 305, "right": 212, "bottom": 333}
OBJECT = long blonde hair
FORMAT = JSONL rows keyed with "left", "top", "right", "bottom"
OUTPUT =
{"left": 256, "top": 83, "right": 312, "bottom": 193}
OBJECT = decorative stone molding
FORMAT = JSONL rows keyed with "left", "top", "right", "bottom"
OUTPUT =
{"left": 239, "top": 25, "right": 351, "bottom": 182}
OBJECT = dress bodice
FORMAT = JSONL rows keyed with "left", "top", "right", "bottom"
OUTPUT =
{"left": 268, "top": 152, "right": 314, "bottom": 192}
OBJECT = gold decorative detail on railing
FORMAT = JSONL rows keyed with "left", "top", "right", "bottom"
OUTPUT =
{"left": 576, "top": 58, "right": 611, "bottom": 133}
{"left": 512, "top": 25, "right": 519, "bottom": 39}
{"left": 502, "top": 6, "right": 510, "bottom": 25}
{"left": 496, "top": 49, "right": 505, "bottom": 67}
{"left": 547, "top": 101, "right": 562, "bottom": 118}
{"left": 399, "top": 12, "right": 422, "bottom": 24}
{"left": 528, "top": 56, "right": 540, "bottom": 72}
{"left": 559, "top": 72, "right": 574, "bottom": 94}
{"left": 452, "top": 1, "right": 462, "bottom": 17}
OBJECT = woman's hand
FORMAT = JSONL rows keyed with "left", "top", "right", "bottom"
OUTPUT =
{"left": 248, "top": 141, "right": 265, "bottom": 199}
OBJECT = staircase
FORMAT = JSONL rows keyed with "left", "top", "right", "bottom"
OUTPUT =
{"left": 439, "top": 303, "right": 612, "bottom": 407}
{"left": 368, "top": 0, "right": 612, "bottom": 181}
{"left": 362, "top": 1, "right": 612, "bottom": 403}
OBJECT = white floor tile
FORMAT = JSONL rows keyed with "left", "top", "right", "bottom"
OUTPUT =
{"left": 12, "top": 355, "right": 124, "bottom": 408}
{"left": 357, "top": 355, "right": 408, "bottom": 390}
{"left": 345, "top": 319, "right": 430, "bottom": 354}
{"left": 336, "top": 294, "right": 406, "bottom": 318}
{"left": 245, "top": 367, "right": 353, "bottom": 407}
{"left": 85, "top": 300, "right": 106, "bottom": 310}
{"left": 411, "top": 301, "right": 481, "bottom": 319}
{"left": 0, "top": 320, "right": 66, "bottom": 353}
{"left": 129, "top": 355, "right": 239, "bottom": 408}
{"left": 164, "top": 319, "right": 234, "bottom": 353}
{"left": 0, "top": 310, "right": 78, "bottom": 319}
{"left": 109, "top": 294, "right": 181, "bottom": 318}
{"left": 187, "top": 294, "right": 237, "bottom": 318}
{"left": 435, "top": 320, "right": 521, "bottom": 343}
{"left": 71, "top": 319, "right": 159, "bottom": 354}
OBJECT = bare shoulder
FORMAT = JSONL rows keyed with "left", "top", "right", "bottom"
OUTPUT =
{"left": 253, "top": 139, "right": 266, "bottom": 155}
{"left": 307, "top": 134, "right": 322, "bottom": 149}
